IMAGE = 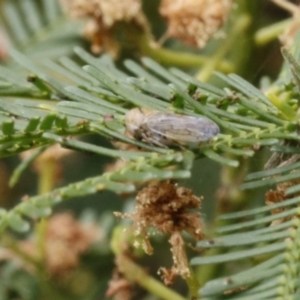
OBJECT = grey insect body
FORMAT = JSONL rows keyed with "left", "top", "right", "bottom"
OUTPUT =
{"left": 125, "top": 108, "right": 219, "bottom": 148}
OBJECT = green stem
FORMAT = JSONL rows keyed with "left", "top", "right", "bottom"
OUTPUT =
{"left": 37, "top": 157, "right": 57, "bottom": 194}
{"left": 186, "top": 267, "right": 201, "bottom": 299}
{"left": 137, "top": 35, "right": 234, "bottom": 73}
{"left": 117, "top": 254, "right": 187, "bottom": 300}
{"left": 39, "top": 280, "right": 69, "bottom": 300}
{"left": 255, "top": 18, "right": 294, "bottom": 45}
{"left": 196, "top": 14, "right": 251, "bottom": 81}
{"left": 1, "top": 234, "right": 40, "bottom": 267}
{"left": 34, "top": 155, "right": 71, "bottom": 299}
{"left": 35, "top": 154, "right": 57, "bottom": 273}
{"left": 111, "top": 227, "right": 187, "bottom": 300}
{"left": 35, "top": 218, "right": 48, "bottom": 265}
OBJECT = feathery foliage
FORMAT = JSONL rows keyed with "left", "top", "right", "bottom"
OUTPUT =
{"left": 0, "top": 0, "right": 84, "bottom": 60}
{"left": 0, "top": 45, "right": 299, "bottom": 298}
{"left": 1, "top": 0, "right": 300, "bottom": 299}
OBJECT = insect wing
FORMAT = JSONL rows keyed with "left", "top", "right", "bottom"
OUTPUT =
{"left": 144, "top": 112, "right": 219, "bottom": 145}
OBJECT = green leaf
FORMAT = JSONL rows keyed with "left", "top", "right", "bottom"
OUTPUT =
{"left": 7, "top": 213, "right": 30, "bottom": 232}
{"left": 2, "top": 120, "right": 15, "bottom": 135}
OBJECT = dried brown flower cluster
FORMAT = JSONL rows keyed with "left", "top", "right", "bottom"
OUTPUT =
{"left": 106, "top": 268, "right": 133, "bottom": 300}
{"left": 159, "top": 0, "right": 232, "bottom": 48}
{"left": 60, "top": 0, "right": 233, "bottom": 56}
{"left": 44, "top": 213, "right": 100, "bottom": 275}
{"left": 116, "top": 180, "right": 204, "bottom": 284}
{"left": 266, "top": 178, "right": 300, "bottom": 226}
{"left": 59, "top": 0, "right": 147, "bottom": 56}
{"left": 0, "top": 213, "right": 100, "bottom": 276}
{"left": 60, "top": 0, "right": 141, "bottom": 23}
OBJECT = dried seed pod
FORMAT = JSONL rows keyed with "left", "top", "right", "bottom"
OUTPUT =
{"left": 125, "top": 108, "right": 219, "bottom": 148}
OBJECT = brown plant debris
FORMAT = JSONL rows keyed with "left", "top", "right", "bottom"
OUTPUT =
{"left": 59, "top": 0, "right": 148, "bottom": 56}
{"left": 106, "top": 268, "right": 133, "bottom": 300}
{"left": 158, "top": 231, "right": 190, "bottom": 285}
{"left": 266, "top": 178, "right": 300, "bottom": 226}
{"left": 159, "top": 0, "right": 232, "bottom": 48}
{"left": 116, "top": 180, "right": 204, "bottom": 284}
{"left": 44, "top": 213, "right": 100, "bottom": 275}
{"left": 0, "top": 213, "right": 101, "bottom": 277}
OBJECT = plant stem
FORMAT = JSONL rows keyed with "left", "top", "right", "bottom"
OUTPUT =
{"left": 1, "top": 234, "right": 39, "bottom": 267}
{"left": 111, "top": 227, "right": 187, "bottom": 300}
{"left": 35, "top": 154, "right": 57, "bottom": 263}
{"left": 255, "top": 18, "right": 294, "bottom": 45}
{"left": 38, "top": 157, "right": 57, "bottom": 194}
{"left": 36, "top": 218, "right": 48, "bottom": 263}
{"left": 116, "top": 254, "right": 187, "bottom": 300}
{"left": 196, "top": 14, "right": 251, "bottom": 82}
{"left": 186, "top": 267, "right": 201, "bottom": 299}
{"left": 137, "top": 35, "right": 234, "bottom": 73}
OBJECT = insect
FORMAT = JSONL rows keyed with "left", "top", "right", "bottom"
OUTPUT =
{"left": 125, "top": 108, "right": 220, "bottom": 148}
